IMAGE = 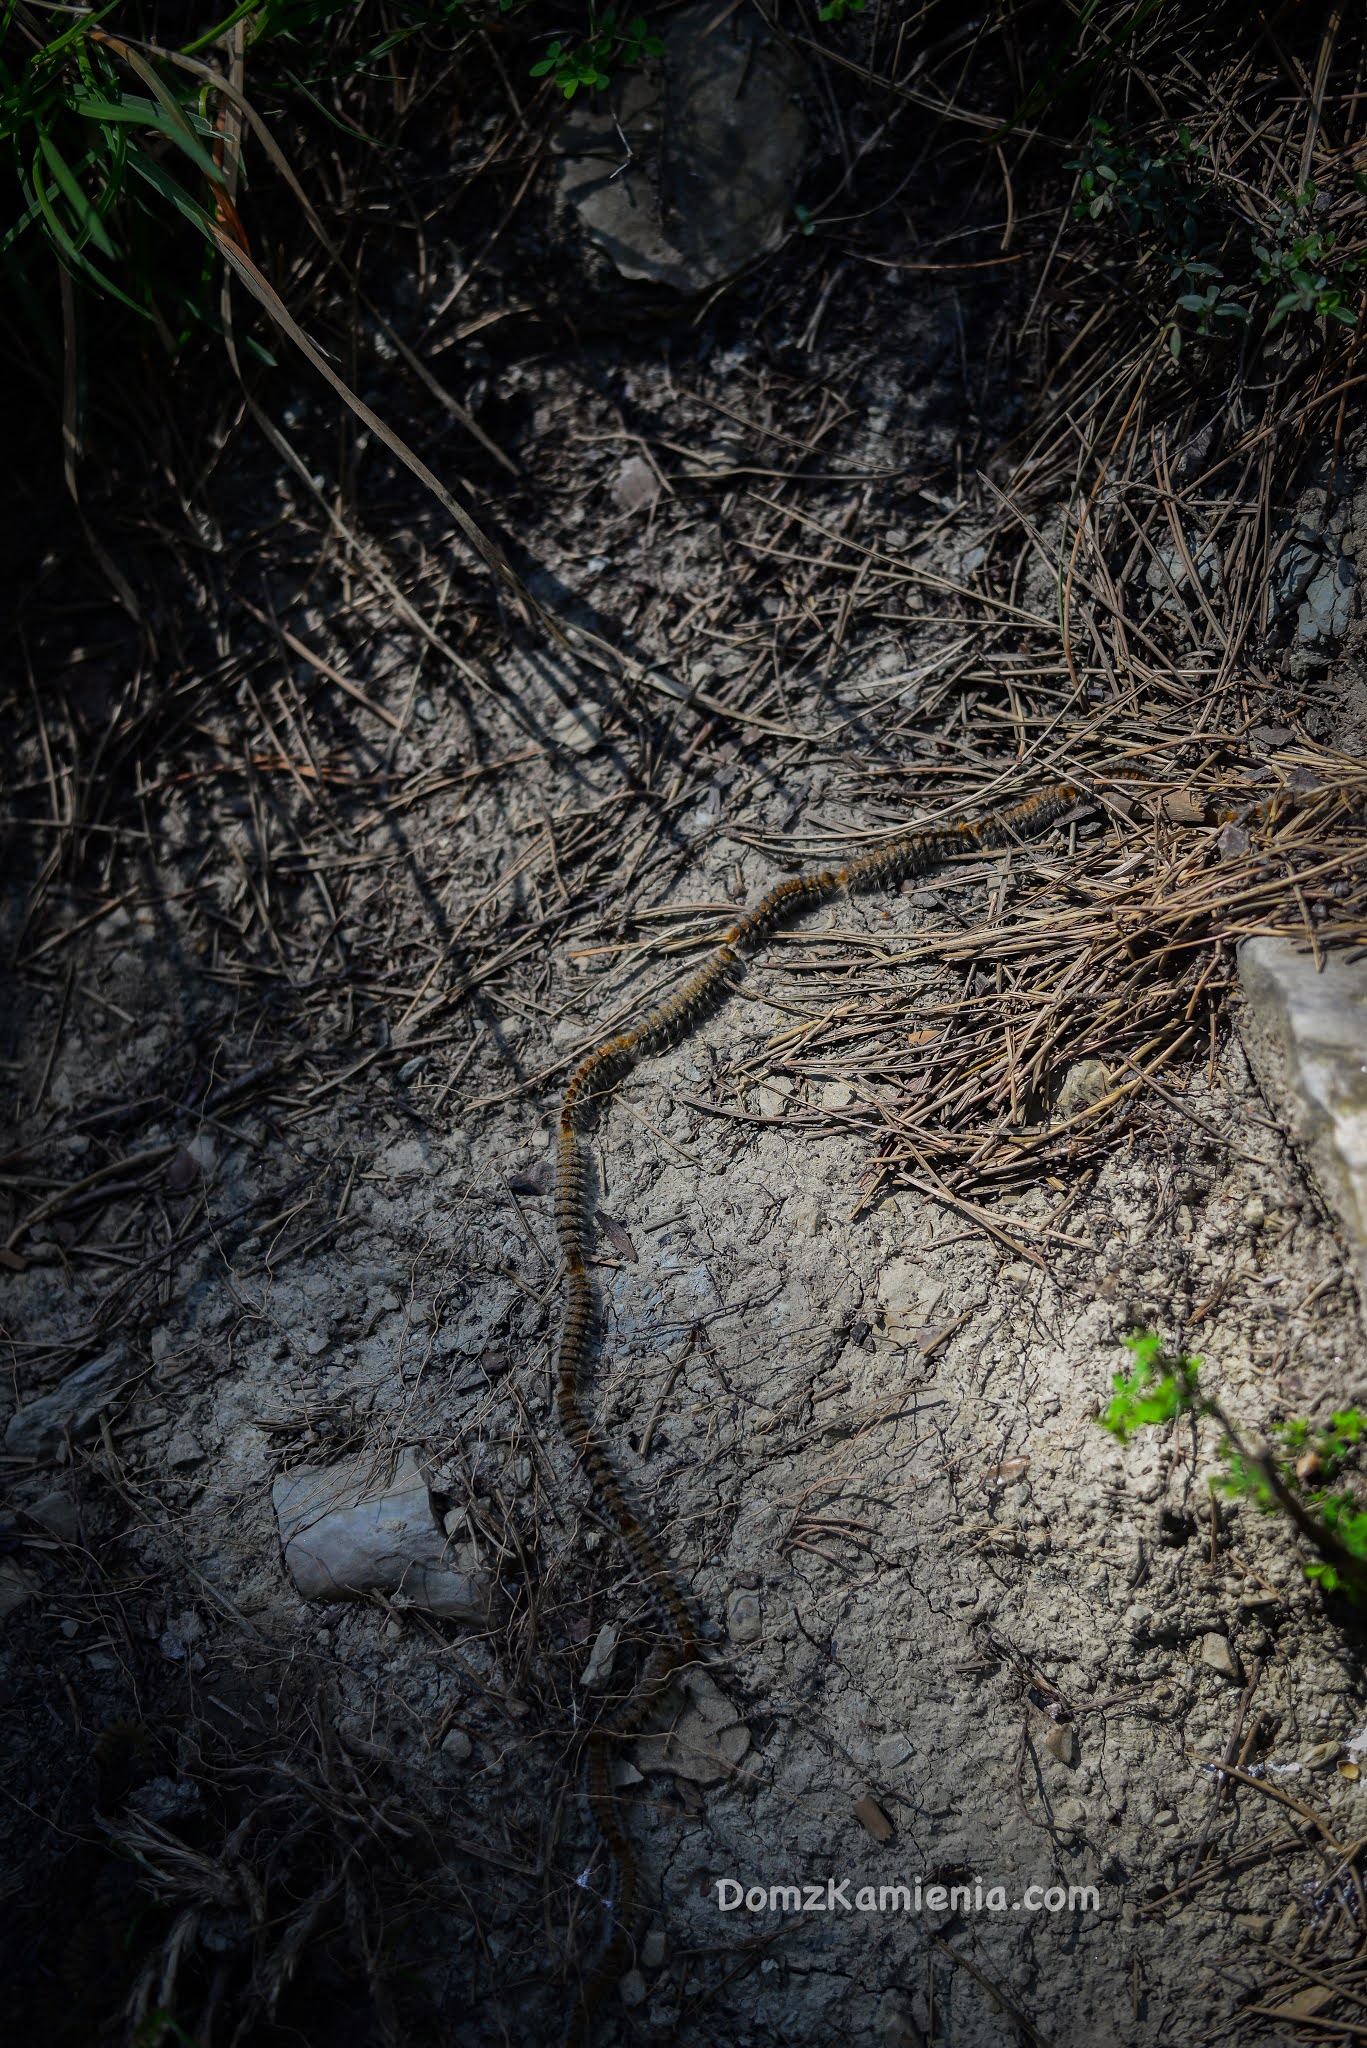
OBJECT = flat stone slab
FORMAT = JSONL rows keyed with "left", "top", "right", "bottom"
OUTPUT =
{"left": 4, "top": 1344, "right": 135, "bottom": 1460}
{"left": 1237, "top": 937, "right": 1367, "bottom": 1308}
{"left": 556, "top": 1, "right": 809, "bottom": 293}
{"left": 273, "top": 1447, "right": 498, "bottom": 1621}
{"left": 634, "top": 1667, "right": 750, "bottom": 1784}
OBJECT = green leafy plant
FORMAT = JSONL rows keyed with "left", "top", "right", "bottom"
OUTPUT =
{"left": 0, "top": 2, "right": 665, "bottom": 337}
{"left": 1254, "top": 187, "right": 1361, "bottom": 329}
{"left": 818, "top": 0, "right": 867, "bottom": 22}
{"left": 529, "top": 7, "right": 662, "bottom": 98}
{"left": 1101, "top": 1332, "right": 1367, "bottom": 1600}
{"left": 1067, "top": 113, "right": 1361, "bottom": 350}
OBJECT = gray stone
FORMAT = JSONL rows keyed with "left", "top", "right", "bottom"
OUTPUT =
{"left": 0, "top": 1560, "right": 36, "bottom": 1622}
{"left": 876, "top": 1732, "right": 914, "bottom": 1772}
{"left": 726, "top": 1588, "right": 762, "bottom": 1644}
{"left": 1273, "top": 522, "right": 1325, "bottom": 615}
{"left": 634, "top": 1666, "right": 750, "bottom": 1784}
{"left": 556, "top": 2, "right": 809, "bottom": 294}
{"left": 1237, "top": 938, "right": 1367, "bottom": 1307}
{"left": 612, "top": 455, "right": 661, "bottom": 513}
{"left": 1200, "top": 1632, "right": 1243, "bottom": 1682}
{"left": 4, "top": 1344, "right": 135, "bottom": 1459}
{"left": 1300, "top": 547, "right": 1355, "bottom": 643}
{"left": 581, "top": 1622, "right": 620, "bottom": 1690}
{"left": 26, "top": 1491, "right": 79, "bottom": 1542}
{"left": 273, "top": 1448, "right": 499, "bottom": 1621}
{"left": 441, "top": 1727, "right": 473, "bottom": 1763}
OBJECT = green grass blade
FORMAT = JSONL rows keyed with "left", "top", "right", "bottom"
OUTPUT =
{"left": 111, "top": 44, "right": 227, "bottom": 185}
{"left": 124, "top": 143, "right": 217, "bottom": 233}
{"left": 29, "top": 160, "right": 148, "bottom": 315}
{"left": 36, "top": 127, "right": 118, "bottom": 258}
{"left": 74, "top": 94, "right": 227, "bottom": 187}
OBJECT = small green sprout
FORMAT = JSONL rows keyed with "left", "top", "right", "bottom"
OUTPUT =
{"left": 1100, "top": 1330, "right": 1202, "bottom": 1439}
{"left": 1098, "top": 1331, "right": 1367, "bottom": 1602}
{"left": 530, "top": 10, "right": 662, "bottom": 98}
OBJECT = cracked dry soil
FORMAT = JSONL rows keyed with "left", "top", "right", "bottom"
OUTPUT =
{"left": 5, "top": 103, "right": 1367, "bottom": 2048}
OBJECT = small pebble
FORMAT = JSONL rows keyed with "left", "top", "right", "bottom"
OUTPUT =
{"left": 641, "top": 1928, "right": 667, "bottom": 1970}
{"left": 581, "top": 1623, "right": 619, "bottom": 1690}
{"left": 618, "top": 1969, "right": 647, "bottom": 2009}
{"left": 441, "top": 1728, "right": 473, "bottom": 1763}
{"left": 1043, "top": 1723, "right": 1077, "bottom": 1766}
{"left": 876, "top": 1733, "right": 914, "bottom": 1772}
{"left": 726, "top": 1589, "right": 762, "bottom": 1645}
{"left": 1200, "top": 1633, "right": 1243, "bottom": 1682}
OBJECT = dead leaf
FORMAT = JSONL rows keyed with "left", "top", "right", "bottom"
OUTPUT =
{"left": 596, "top": 1210, "right": 637, "bottom": 1262}
{"left": 854, "top": 1794, "right": 894, "bottom": 1843}
{"left": 1270, "top": 1985, "right": 1335, "bottom": 2019}
{"left": 982, "top": 1457, "right": 1030, "bottom": 1491}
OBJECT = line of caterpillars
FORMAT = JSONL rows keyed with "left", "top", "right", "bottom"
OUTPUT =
{"left": 554, "top": 781, "right": 1077, "bottom": 2041}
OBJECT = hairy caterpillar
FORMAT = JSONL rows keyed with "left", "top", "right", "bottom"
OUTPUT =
{"left": 555, "top": 782, "right": 1077, "bottom": 2040}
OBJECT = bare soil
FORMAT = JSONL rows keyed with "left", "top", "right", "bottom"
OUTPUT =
{"left": 5, "top": 26, "right": 1367, "bottom": 2048}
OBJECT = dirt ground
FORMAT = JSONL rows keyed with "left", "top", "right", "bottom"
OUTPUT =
{"left": 5, "top": 18, "right": 1367, "bottom": 2048}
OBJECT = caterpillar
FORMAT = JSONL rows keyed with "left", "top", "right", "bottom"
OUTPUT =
{"left": 555, "top": 781, "right": 1077, "bottom": 2042}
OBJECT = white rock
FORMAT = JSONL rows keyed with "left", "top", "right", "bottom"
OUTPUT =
{"left": 380, "top": 1137, "right": 440, "bottom": 1179}
{"left": 876, "top": 1987, "right": 926, "bottom": 2047}
{"left": 551, "top": 704, "right": 601, "bottom": 756}
{"left": 619, "top": 1969, "right": 648, "bottom": 2009}
{"left": 581, "top": 1622, "right": 620, "bottom": 1690}
{"left": 611, "top": 456, "right": 661, "bottom": 514}
{"left": 4, "top": 1345, "right": 135, "bottom": 1459}
{"left": 876, "top": 1732, "right": 914, "bottom": 1771}
{"left": 1043, "top": 1723, "right": 1078, "bottom": 1765}
{"left": 273, "top": 1448, "right": 499, "bottom": 1621}
{"left": 1237, "top": 939, "right": 1367, "bottom": 1309}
